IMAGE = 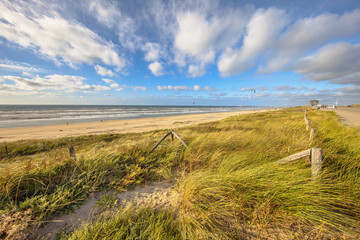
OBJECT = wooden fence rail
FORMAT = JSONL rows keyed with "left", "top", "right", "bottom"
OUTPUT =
{"left": 276, "top": 147, "right": 322, "bottom": 177}
{"left": 149, "top": 130, "right": 188, "bottom": 154}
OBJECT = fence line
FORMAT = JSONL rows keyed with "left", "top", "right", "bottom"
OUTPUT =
{"left": 149, "top": 130, "right": 188, "bottom": 154}
{"left": 276, "top": 147, "right": 322, "bottom": 177}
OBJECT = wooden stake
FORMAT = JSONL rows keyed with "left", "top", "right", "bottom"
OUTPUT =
{"left": 310, "top": 128, "right": 315, "bottom": 140}
{"left": 149, "top": 130, "right": 189, "bottom": 154}
{"left": 42, "top": 142, "right": 46, "bottom": 151}
{"left": 5, "top": 145, "right": 8, "bottom": 157}
{"left": 171, "top": 131, "right": 189, "bottom": 148}
{"left": 68, "top": 140, "right": 76, "bottom": 160}
{"left": 306, "top": 119, "right": 311, "bottom": 131}
{"left": 149, "top": 131, "right": 173, "bottom": 153}
{"left": 311, "top": 148, "right": 322, "bottom": 177}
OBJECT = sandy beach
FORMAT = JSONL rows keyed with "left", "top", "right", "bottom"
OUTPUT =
{"left": 0, "top": 110, "right": 268, "bottom": 143}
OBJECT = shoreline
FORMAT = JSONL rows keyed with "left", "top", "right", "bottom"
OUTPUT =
{"left": 0, "top": 109, "right": 270, "bottom": 143}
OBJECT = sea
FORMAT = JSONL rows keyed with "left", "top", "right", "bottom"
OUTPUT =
{"left": 0, "top": 105, "right": 263, "bottom": 129}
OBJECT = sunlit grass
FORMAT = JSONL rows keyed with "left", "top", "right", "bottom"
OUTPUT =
{"left": 1, "top": 107, "right": 359, "bottom": 239}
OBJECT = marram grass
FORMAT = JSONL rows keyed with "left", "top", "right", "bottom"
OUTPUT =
{"left": 0, "top": 107, "right": 359, "bottom": 239}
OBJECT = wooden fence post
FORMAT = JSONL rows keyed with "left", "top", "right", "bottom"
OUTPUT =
{"left": 171, "top": 131, "right": 189, "bottom": 148}
{"left": 306, "top": 119, "right": 311, "bottom": 131}
{"left": 310, "top": 128, "right": 315, "bottom": 140}
{"left": 149, "top": 131, "right": 173, "bottom": 153}
{"left": 68, "top": 140, "right": 76, "bottom": 160}
{"left": 5, "top": 145, "right": 8, "bottom": 157}
{"left": 149, "top": 130, "right": 188, "bottom": 154}
{"left": 311, "top": 148, "right": 322, "bottom": 177}
{"left": 42, "top": 142, "right": 46, "bottom": 151}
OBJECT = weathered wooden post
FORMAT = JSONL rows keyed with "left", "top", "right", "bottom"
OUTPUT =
{"left": 42, "top": 142, "right": 46, "bottom": 151}
{"left": 5, "top": 145, "right": 8, "bottom": 157}
{"left": 310, "top": 128, "right": 315, "bottom": 140}
{"left": 306, "top": 119, "right": 311, "bottom": 131}
{"left": 68, "top": 140, "right": 76, "bottom": 159}
{"left": 149, "top": 131, "right": 173, "bottom": 153}
{"left": 171, "top": 131, "right": 189, "bottom": 148}
{"left": 171, "top": 132, "right": 174, "bottom": 142}
{"left": 311, "top": 148, "right": 322, "bottom": 177}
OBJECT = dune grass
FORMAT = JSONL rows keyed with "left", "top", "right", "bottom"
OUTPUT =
{"left": 1, "top": 107, "right": 359, "bottom": 239}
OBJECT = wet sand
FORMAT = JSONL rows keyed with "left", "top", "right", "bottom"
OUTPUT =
{"left": 0, "top": 110, "right": 269, "bottom": 143}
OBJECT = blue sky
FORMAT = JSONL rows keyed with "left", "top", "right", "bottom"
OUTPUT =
{"left": 0, "top": 0, "right": 359, "bottom": 106}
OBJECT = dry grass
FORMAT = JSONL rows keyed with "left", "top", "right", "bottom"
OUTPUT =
{"left": 0, "top": 107, "right": 359, "bottom": 239}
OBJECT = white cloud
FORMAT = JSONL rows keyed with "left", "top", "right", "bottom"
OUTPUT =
{"left": 218, "top": 8, "right": 288, "bottom": 76}
{"left": 102, "top": 78, "right": 121, "bottom": 89}
{"left": 148, "top": 62, "right": 165, "bottom": 76}
{"left": 142, "top": 42, "right": 162, "bottom": 61}
{"left": 157, "top": 85, "right": 218, "bottom": 92}
{"left": 193, "top": 85, "right": 201, "bottom": 91}
{"left": 0, "top": 74, "right": 111, "bottom": 94}
{"left": 0, "top": 61, "right": 44, "bottom": 73}
{"left": 88, "top": 0, "right": 140, "bottom": 50}
{"left": 130, "top": 86, "right": 147, "bottom": 91}
{"left": 174, "top": 9, "right": 249, "bottom": 77}
{"left": 0, "top": 1, "right": 125, "bottom": 69}
{"left": 295, "top": 42, "right": 360, "bottom": 85}
{"left": 273, "top": 85, "right": 296, "bottom": 91}
{"left": 188, "top": 64, "right": 206, "bottom": 78}
{"left": 102, "top": 79, "right": 146, "bottom": 91}
{"left": 89, "top": 0, "right": 122, "bottom": 28}
{"left": 263, "top": 10, "right": 360, "bottom": 73}
{"left": 95, "top": 65, "right": 116, "bottom": 77}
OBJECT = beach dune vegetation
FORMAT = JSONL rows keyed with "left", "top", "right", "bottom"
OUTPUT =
{"left": 0, "top": 107, "right": 359, "bottom": 239}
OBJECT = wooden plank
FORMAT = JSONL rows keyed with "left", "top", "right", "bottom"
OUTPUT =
{"left": 149, "top": 131, "right": 173, "bottom": 153}
{"left": 276, "top": 149, "right": 311, "bottom": 164}
{"left": 311, "top": 148, "right": 322, "bottom": 177}
{"left": 171, "top": 131, "right": 189, "bottom": 148}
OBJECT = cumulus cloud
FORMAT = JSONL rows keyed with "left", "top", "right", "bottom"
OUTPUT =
{"left": 218, "top": 8, "right": 289, "bottom": 77}
{"left": 157, "top": 85, "right": 218, "bottom": 92}
{"left": 102, "top": 79, "right": 146, "bottom": 91}
{"left": 274, "top": 85, "right": 296, "bottom": 91}
{"left": 174, "top": 9, "right": 249, "bottom": 77}
{"left": 295, "top": 42, "right": 360, "bottom": 85}
{"left": 0, "top": 74, "right": 111, "bottom": 94}
{"left": 95, "top": 65, "right": 116, "bottom": 77}
{"left": 263, "top": 10, "right": 360, "bottom": 73}
{"left": 142, "top": 42, "right": 162, "bottom": 61}
{"left": 148, "top": 62, "right": 165, "bottom": 76}
{"left": 0, "top": 1, "right": 125, "bottom": 69}
{"left": 102, "top": 78, "right": 122, "bottom": 90}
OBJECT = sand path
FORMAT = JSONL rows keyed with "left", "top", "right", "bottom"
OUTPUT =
{"left": 324, "top": 107, "right": 360, "bottom": 128}
{"left": 28, "top": 181, "right": 178, "bottom": 240}
{"left": 0, "top": 110, "right": 268, "bottom": 143}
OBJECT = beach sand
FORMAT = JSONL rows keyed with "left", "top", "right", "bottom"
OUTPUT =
{"left": 323, "top": 107, "right": 360, "bottom": 128}
{"left": 0, "top": 110, "right": 269, "bottom": 143}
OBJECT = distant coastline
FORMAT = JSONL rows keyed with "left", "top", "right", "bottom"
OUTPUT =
{"left": 0, "top": 105, "right": 266, "bottom": 129}
{"left": 0, "top": 109, "right": 271, "bottom": 142}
